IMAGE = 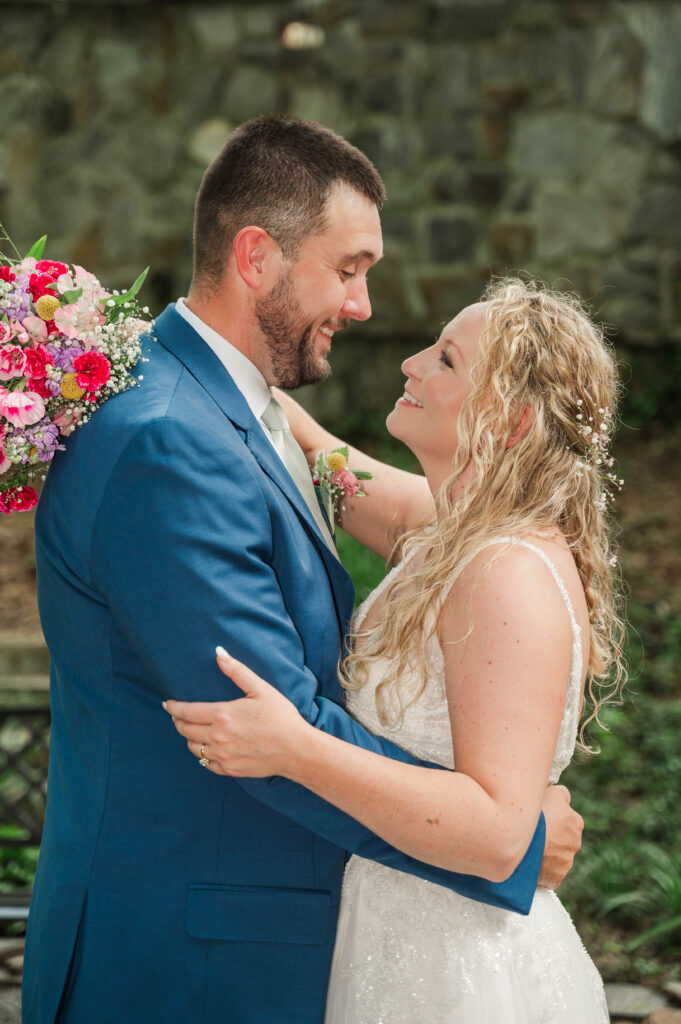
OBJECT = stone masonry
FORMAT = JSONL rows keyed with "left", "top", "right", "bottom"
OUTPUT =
{"left": 1, "top": 0, "right": 680, "bottom": 417}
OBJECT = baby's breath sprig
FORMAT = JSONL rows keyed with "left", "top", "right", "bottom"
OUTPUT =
{"left": 572, "top": 399, "right": 624, "bottom": 501}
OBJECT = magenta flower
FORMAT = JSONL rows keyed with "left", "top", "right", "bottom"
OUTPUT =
{"left": 0, "top": 387, "right": 46, "bottom": 427}
{"left": 0, "top": 345, "right": 27, "bottom": 381}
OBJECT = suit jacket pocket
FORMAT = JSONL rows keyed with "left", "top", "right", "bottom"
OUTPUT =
{"left": 186, "top": 883, "right": 335, "bottom": 946}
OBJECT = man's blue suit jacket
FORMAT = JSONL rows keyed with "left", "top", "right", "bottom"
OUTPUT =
{"left": 23, "top": 304, "right": 544, "bottom": 1024}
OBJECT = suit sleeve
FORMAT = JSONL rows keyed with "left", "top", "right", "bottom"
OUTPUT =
{"left": 91, "top": 416, "right": 544, "bottom": 914}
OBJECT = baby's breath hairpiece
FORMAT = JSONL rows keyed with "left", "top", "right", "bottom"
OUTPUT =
{"left": 573, "top": 399, "right": 624, "bottom": 501}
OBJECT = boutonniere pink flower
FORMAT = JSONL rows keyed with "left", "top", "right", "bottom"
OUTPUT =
{"left": 312, "top": 446, "right": 372, "bottom": 531}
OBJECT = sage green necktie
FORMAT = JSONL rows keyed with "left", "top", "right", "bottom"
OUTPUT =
{"left": 261, "top": 395, "right": 338, "bottom": 557}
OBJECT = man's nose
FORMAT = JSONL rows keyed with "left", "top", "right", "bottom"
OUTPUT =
{"left": 342, "top": 277, "right": 372, "bottom": 322}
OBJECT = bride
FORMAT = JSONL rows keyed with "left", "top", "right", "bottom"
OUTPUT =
{"left": 166, "top": 278, "right": 624, "bottom": 1022}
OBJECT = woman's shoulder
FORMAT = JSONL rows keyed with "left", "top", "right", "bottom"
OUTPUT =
{"left": 440, "top": 531, "right": 588, "bottom": 645}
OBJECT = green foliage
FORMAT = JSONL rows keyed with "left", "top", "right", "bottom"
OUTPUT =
{"left": 625, "top": 598, "right": 681, "bottom": 698}
{"left": 618, "top": 345, "right": 681, "bottom": 429}
{"left": 0, "top": 827, "right": 39, "bottom": 891}
{"left": 560, "top": 694, "right": 681, "bottom": 958}
{"left": 336, "top": 530, "right": 386, "bottom": 606}
{"left": 24, "top": 235, "right": 46, "bottom": 260}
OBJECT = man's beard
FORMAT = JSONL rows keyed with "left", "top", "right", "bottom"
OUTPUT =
{"left": 255, "top": 266, "right": 337, "bottom": 389}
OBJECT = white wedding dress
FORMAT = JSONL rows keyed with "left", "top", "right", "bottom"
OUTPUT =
{"left": 324, "top": 537, "right": 609, "bottom": 1024}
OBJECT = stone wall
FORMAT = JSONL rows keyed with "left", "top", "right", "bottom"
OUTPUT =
{"left": 2, "top": 0, "right": 680, "bottom": 421}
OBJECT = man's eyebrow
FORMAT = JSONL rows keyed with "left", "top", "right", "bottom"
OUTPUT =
{"left": 340, "top": 249, "right": 383, "bottom": 264}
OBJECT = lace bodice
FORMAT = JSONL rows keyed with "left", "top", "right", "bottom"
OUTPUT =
{"left": 348, "top": 536, "right": 584, "bottom": 783}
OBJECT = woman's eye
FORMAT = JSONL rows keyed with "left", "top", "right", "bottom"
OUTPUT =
{"left": 439, "top": 349, "right": 453, "bottom": 368}
{"left": 341, "top": 270, "right": 356, "bottom": 280}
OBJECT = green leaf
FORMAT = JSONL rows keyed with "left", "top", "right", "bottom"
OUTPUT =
{"left": 626, "top": 914, "right": 681, "bottom": 951}
{"left": 25, "top": 235, "right": 47, "bottom": 260}
{"left": 61, "top": 287, "right": 83, "bottom": 304}
{"left": 332, "top": 445, "right": 350, "bottom": 459}
{"left": 315, "top": 451, "right": 326, "bottom": 477}
{"left": 353, "top": 470, "right": 373, "bottom": 480}
{"left": 109, "top": 267, "right": 149, "bottom": 306}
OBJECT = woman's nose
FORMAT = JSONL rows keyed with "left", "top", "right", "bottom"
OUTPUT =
{"left": 401, "top": 348, "right": 428, "bottom": 378}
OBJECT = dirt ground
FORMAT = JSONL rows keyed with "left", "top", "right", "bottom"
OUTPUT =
{"left": 0, "top": 426, "right": 679, "bottom": 635}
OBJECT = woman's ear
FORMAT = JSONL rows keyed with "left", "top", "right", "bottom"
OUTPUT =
{"left": 506, "top": 405, "right": 535, "bottom": 449}
{"left": 233, "top": 227, "right": 280, "bottom": 291}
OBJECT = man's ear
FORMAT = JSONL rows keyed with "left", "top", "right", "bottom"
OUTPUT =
{"left": 506, "top": 405, "right": 535, "bottom": 449}
{"left": 233, "top": 227, "right": 279, "bottom": 291}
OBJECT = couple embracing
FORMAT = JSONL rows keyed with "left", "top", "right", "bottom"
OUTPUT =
{"left": 24, "top": 115, "right": 621, "bottom": 1023}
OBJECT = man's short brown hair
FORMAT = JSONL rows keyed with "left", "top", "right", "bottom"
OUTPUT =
{"left": 192, "top": 114, "right": 386, "bottom": 291}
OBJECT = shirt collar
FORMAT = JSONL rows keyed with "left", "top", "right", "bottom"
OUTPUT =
{"left": 175, "top": 297, "right": 272, "bottom": 421}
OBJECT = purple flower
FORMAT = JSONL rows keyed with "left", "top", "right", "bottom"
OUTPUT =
{"left": 20, "top": 420, "right": 64, "bottom": 462}
{"left": 48, "top": 343, "right": 85, "bottom": 372}
{"left": 3, "top": 275, "right": 31, "bottom": 322}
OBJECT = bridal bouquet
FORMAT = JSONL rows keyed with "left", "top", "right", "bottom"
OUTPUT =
{"left": 0, "top": 231, "right": 151, "bottom": 515}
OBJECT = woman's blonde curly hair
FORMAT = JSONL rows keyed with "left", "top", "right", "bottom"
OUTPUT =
{"left": 342, "top": 277, "right": 626, "bottom": 748}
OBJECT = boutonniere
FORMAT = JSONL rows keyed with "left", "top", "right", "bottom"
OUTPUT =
{"left": 313, "top": 446, "right": 372, "bottom": 531}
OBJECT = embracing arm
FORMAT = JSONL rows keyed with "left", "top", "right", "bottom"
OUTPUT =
{"left": 94, "top": 417, "right": 546, "bottom": 910}
{"left": 287, "top": 544, "right": 573, "bottom": 879}
{"left": 168, "top": 544, "right": 578, "bottom": 883}
{"left": 276, "top": 389, "right": 434, "bottom": 560}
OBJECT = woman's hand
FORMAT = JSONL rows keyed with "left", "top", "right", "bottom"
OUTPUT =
{"left": 163, "top": 647, "right": 310, "bottom": 778}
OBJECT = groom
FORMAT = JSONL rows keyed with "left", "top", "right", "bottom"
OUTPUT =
{"left": 25, "top": 115, "right": 582, "bottom": 1024}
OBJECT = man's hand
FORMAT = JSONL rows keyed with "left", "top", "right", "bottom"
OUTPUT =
{"left": 538, "top": 784, "right": 584, "bottom": 889}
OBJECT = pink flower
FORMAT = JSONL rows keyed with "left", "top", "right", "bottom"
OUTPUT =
{"left": 74, "top": 350, "right": 110, "bottom": 393}
{"left": 331, "top": 468, "right": 360, "bottom": 497}
{"left": 9, "top": 320, "right": 29, "bottom": 345}
{"left": 0, "top": 486, "right": 39, "bottom": 514}
{"left": 53, "top": 409, "right": 78, "bottom": 436}
{"left": 24, "top": 343, "right": 54, "bottom": 380}
{"left": 35, "top": 260, "right": 69, "bottom": 278}
{"left": 0, "top": 322, "right": 12, "bottom": 345}
{"left": 0, "top": 389, "right": 46, "bottom": 427}
{"left": 21, "top": 316, "right": 49, "bottom": 343}
{"left": 53, "top": 304, "right": 80, "bottom": 339}
{"left": 10, "top": 486, "right": 39, "bottom": 512}
{"left": 27, "top": 377, "right": 51, "bottom": 399}
{"left": 29, "top": 272, "right": 57, "bottom": 302}
{"left": 0, "top": 423, "right": 10, "bottom": 474}
{"left": 0, "top": 345, "right": 27, "bottom": 380}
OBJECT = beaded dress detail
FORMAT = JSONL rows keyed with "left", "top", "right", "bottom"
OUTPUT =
{"left": 324, "top": 538, "right": 609, "bottom": 1024}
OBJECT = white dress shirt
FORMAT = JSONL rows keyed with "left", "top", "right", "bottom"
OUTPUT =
{"left": 175, "top": 297, "right": 279, "bottom": 451}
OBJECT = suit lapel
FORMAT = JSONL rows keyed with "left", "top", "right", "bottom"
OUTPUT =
{"left": 153, "top": 305, "right": 355, "bottom": 631}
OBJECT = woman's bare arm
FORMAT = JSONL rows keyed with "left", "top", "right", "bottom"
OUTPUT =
{"left": 276, "top": 389, "right": 434, "bottom": 560}
{"left": 166, "top": 545, "right": 573, "bottom": 880}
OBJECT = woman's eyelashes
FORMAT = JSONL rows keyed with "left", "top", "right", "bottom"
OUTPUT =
{"left": 439, "top": 348, "right": 454, "bottom": 369}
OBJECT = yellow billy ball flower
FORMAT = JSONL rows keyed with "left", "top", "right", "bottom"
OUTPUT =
{"left": 61, "top": 373, "right": 85, "bottom": 400}
{"left": 327, "top": 451, "right": 347, "bottom": 472}
{"left": 35, "top": 294, "right": 61, "bottom": 321}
